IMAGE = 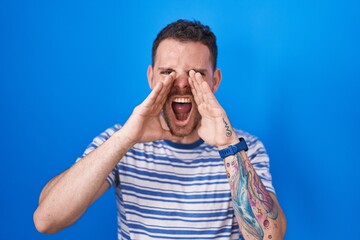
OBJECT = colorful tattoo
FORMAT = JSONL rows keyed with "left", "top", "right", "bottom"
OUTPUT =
{"left": 225, "top": 152, "right": 279, "bottom": 239}
{"left": 226, "top": 155, "right": 264, "bottom": 239}
{"left": 248, "top": 167, "right": 278, "bottom": 219}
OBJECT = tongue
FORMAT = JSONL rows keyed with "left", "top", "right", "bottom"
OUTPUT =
{"left": 172, "top": 103, "right": 192, "bottom": 121}
{"left": 172, "top": 103, "right": 192, "bottom": 113}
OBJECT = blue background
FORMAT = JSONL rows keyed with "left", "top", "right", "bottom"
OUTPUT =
{"left": 1, "top": 0, "right": 359, "bottom": 239}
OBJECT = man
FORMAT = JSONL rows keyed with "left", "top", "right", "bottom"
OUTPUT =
{"left": 34, "top": 19, "right": 286, "bottom": 239}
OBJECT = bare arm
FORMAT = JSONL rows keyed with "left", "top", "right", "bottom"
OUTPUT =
{"left": 33, "top": 73, "right": 180, "bottom": 233}
{"left": 224, "top": 150, "right": 286, "bottom": 239}
{"left": 33, "top": 129, "right": 134, "bottom": 233}
{"left": 189, "top": 70, "right": 286, "bottom": 239}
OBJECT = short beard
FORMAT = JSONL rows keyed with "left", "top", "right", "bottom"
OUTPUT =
{"left": 162, "top": 87, "right": 201, "bottom": 137}
{"left": 162, "top": 107, "right": 201, "bottom": 137}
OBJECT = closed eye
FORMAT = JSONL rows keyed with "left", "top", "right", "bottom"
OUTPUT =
{"left": 189, "top": 69, "right": 207, "bottom": 77}
{"left": 160, "top": 69, "right": 174, "bottom": 75}
{"left": 197, "top": 71, "right": 206, "bottom": 76}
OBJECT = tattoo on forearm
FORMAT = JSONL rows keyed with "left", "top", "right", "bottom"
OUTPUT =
{"left": 225, "top": 153, "right": 279, "bottom": 239}
{"left": 248, "top": 168, "right": 279, "bottom": 220}
{"left": 226, "top": 154, "right": 263, "bottom": 239}
{"left": 222, "top": 118, "right": 232, "bottom": 137}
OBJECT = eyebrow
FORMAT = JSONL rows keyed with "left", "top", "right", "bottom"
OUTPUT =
{"left": 158, "top": 67, "right": 174, "bottom": 71}
{"left": 158, "top": 67, "right": 208, "bottom": 74}
{"left": 191, "top": 68, "right": 207, "bottom": 74}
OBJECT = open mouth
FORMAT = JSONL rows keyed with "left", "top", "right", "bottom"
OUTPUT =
{"left": 171, "top": 97, "right": 192, "bottom": 121}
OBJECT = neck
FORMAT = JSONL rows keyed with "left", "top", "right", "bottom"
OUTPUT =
{"left": 159, "top": 115, "right": 201, "bottom": 144}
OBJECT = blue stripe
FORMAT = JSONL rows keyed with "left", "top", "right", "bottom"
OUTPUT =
{"left": 129, "top": 230, "right": 230, "bottom": 240}
{"left": 124, "top": 204, "right": 231, "bottom": 219}
{"left": 248, "top": 149, "right": 267, "bottom": 160}
{"left": 253, "top": 162, "right": 269, "bottom": 168}
{"left": 122, "top": 185, "right": 230, "bottom": 201}
{"left": 122, "top": 171, "right": 228, "bottom": 187}
{"left": 125, "top": 210, "right": 234, "bottom": 223}
{"left": 125, "top": 199, "right": 231, "bottom": 213}
{"left": 128, "top": 223, "right": 232, "bottom": 236}
{"left": 163, "top": 138, "right": 204, "bottom": 149}
{"left": 118, "top": 165, "right": 227, "bottom": 182}
{"left": 119, "top": 172, "right": 228, "bottom": 187}
{"left": 129, "top": 219, "right": 233, "bottom": 231}
{"left": 122, "top": 161, "right": 224, "bottom": 178}
{"left": 119, "top": 229, "right": 131, "bottom": 240}
{"left": 121, "top": 191, "right": 230, "bottom": 205}
{"left": 144, "top": 140, "right": 216, "bottom": 154}
{"left": 128, "top": 148, "right": 222, "bottom": 165}
{"left": 246, "top": 138, "right": 260, "bottom": 148}
{"left": 123, "top": 181, "right": 229, "bottom": 196}
{"left": 124, "top": 154, "right": 224, "bottom": 169}
{"left": 88, "top": 143, "right": 98, "bottom": 149}
{"left": 106, "top": 176, "right": 114, "bottom": 186}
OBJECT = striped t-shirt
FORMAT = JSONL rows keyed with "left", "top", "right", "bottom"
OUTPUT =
{"left": 80, "top": 124, "right": 275, "bottom": 240}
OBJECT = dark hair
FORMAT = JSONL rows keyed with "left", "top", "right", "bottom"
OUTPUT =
{"left": 152, "top": 19, "right": 218, "bottom": 70}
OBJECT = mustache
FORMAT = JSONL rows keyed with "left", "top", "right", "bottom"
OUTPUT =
{"left": 168, "top": 87, "right": 192, "bottom": 96}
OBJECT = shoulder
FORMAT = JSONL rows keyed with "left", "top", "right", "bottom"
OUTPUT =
{"left": 82, "top": 124, "right": 122, "bottom": 156}
{"left": 94, "top": 124, "right": 122, "bottom": 142}
{"left": 234, "top": 129, "right": 262, "bottom": 146}
{"left": 233, "top": 128, "right": 268, "bottom": 159}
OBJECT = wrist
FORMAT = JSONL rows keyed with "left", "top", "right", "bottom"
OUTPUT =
{"left": 217, "top": 137, "right": 240, "bottom": 150}
{"left": 115, "top": 126, "right": 138, "bottom": 149}
{"left": 218, "top": 138, "right": 248, "bottom": 159}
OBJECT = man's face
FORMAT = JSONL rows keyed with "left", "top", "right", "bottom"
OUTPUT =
{"left": 148, "top": 39, "right": 221, "bottom": 138}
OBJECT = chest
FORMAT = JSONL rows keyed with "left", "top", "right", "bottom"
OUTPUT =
{"left": 114, "top": 146, "right": 240, "bottom": 239}
{"left": 118, "top": 146, "right": 230, "bottom": 204}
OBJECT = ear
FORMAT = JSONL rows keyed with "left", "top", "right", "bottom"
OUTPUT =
{"left": 212, "top": 68, "right": 222, "bottom": 93}
{"left": 147, "top": 65, "right": 154, "bottom": 89}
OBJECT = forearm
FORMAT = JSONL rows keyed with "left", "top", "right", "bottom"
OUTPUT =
{"left": 34, "top": 128, "right": 134, "bottom": 233}
{"left": 224, "top": 151, "right": 286, "bottom": 240}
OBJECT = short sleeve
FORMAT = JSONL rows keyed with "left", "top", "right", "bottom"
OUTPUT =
{"left": 75, "top": 124, "right": 122, "bottom": 187}
{"left": 238, "top": 131, "right": 275, "bottom": 194}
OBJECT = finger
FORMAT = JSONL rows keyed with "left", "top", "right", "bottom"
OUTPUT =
{"left": 146, "top": 73, "right": 174, "bottom": 109}
{"left": 195, "top": 73, "right": 209, "bottom": 106}
{"left": 189, "top": 76, "right": 201, "bottom": 105}
{"left": 141, "top": 81, "right": 164, "bottom": 107}
{"left": 194, "top": 72, "right": 221, "bottom": 108}
{"left": 162, "top": 72, "right": 176, "bottom": 88}
{"left": 189, "top": 70, "right": 203, "bottom": 105}
{"left": 188, "top": 70, "right": 201, "bottom": 105}
{"left": 201, "top": 80, "right": 221, "bottom": 107}
{"left": 188, "top": 70, "right": 196, "bottom": 91}
{"left": 194, "top": 72, "right": 209, "bottom": 103}
{"left": 141, "top": 72, "right": 175, "bottom": 108}
{"left": 190, "top": 70, "right": 205, "bottom": 104}
{"left": 156, "top": 73, "right": 175, "bottom": 106}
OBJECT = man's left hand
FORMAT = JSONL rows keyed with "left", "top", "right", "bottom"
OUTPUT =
{"left": 188, "top": 70, "right": 239, "bottom": 149}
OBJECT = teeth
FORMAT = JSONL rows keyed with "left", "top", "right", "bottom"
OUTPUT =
{"left": 173, "top": 97, "right": 191, "bottom": 103}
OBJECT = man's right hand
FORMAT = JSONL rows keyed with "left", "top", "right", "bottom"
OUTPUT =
{"left": 121, "top": 73, "right": 182, "bottom": 145}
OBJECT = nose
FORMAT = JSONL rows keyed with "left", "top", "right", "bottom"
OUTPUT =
{"left": 173, "top": 71, "right": 190, "bottom": 90}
